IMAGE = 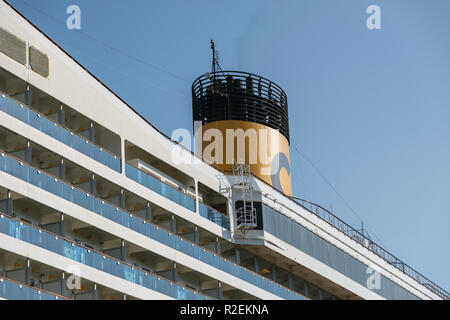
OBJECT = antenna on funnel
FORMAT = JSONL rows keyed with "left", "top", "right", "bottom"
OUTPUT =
{"left": 210, "top": 39, "right": 223, "bottom": 75}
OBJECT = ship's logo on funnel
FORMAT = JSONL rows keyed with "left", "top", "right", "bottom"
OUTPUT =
{"left": 271, "top": 152, "right": 291, "bottom": 193}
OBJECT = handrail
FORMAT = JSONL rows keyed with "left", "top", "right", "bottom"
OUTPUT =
{"left": 192, "top": 70, "right": 287, "bottom": 99}
{"left": 0, "top": 90, "right": 120, "bottom": 159}
{"left": 224, "top": 163, "right": 450, "bottom": 300}
{"left": 0, "top": 211, "right": 213, "bottom": 300}
{"left": 126, "top": 161, "right": 196, "bottom": 201}
{"left": 198, "top": 200, "right": 228, "bottom": 218}
{"left": 0, "top": 275, "right": 71, "bottom": 300}
{"left": 290, "top": 197, "right": 450, "bottom": 300}
{"left": 0, "top": 150, "right": 307, "bottom": 300}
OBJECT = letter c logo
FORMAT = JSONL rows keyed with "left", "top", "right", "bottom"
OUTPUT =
{"left": 271, "top": 152, "right": 290, "bottom": 193}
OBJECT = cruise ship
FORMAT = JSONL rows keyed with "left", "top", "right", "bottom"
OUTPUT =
{"left": 0, "top": 0, "right": 448, "bottom": 301}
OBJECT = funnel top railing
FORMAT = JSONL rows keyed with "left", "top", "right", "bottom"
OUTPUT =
{"left": 192, "top": 71, "right": 290, "bottom": 142}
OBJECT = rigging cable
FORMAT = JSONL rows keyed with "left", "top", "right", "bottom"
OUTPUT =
{"left": 15, "top": 0, "right": 191, "bottom": 83}
{"left": 292, "top": 143, "right": 391, "bottom": 251}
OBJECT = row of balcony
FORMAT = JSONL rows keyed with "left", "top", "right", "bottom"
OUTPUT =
{"left": 0, "top": 90, "right": 230, "bottom": 230}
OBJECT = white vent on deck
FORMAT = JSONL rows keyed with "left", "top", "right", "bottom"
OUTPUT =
{"left": 0, "top": 27, "right": 26, "bottom": 65}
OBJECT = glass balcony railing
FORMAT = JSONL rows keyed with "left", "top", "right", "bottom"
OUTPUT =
{"left": 125, "top": 163, "right": 196, "bottom": 212}
{"left": 0, "top": 152, "right": 306, "bottom": 300}
{"left": 0, "top": 92, "right": 121, "bottom": 172}
{"left": 126, "top": 163, "right": 231, "bottom": 230}
{"left": 0, "top": 213, "right": 209, "bottom": 300}
{"left": 0, "top": 276, "right": 67, "bottom": 300}
{"left": 199, "top": 202, "right": 230, "bottom": 230}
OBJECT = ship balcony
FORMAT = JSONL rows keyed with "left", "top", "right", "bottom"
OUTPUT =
{"left": 198, "top": 182, "right": 229, "bottom": 229}
{"left": 0, "top": 124, "right": 228, "bottom": 253}
{"left": 0, "top": 274, "right": 67, "bottom": 300}
{"left": 0, "top": 247, "right": 135, "bottom": 300}
{"left": 0, "top": 67, "right": 122, "bottom": 172}
{"left": 0, "top": 66, "right": 232, "bottom": 230}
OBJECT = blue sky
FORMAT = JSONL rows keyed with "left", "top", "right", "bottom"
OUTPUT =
{"left": 8, "top": 0, "right": 450, "bottom": 292}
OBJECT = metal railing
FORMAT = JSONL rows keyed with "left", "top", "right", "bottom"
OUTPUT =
{"left": 125, "top": 162, "right": 196, "bottom": 212}
{"left": 126, "top": 161, "right": 230, "bottom": 229}
{"left": 192, "top": 70, "right": 290, "bottom": 141}
{"left": 292, "top": 197, "right": 450, "bottom": 300}
{"left": 236, "top": 207, "right": 257, "bottom": 230}
{"left": 0, "top": 275, "right": 70, "bottom": 300}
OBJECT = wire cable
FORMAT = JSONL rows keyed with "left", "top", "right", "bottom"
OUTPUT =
{"left": 292, "top": 143, "right": 391, "bottom": 250}
{"left": 14, "top": 0, "right": 191, "bottom": 83}
{"left": 64, "top": 44, "right": 189, "bottom": 98}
